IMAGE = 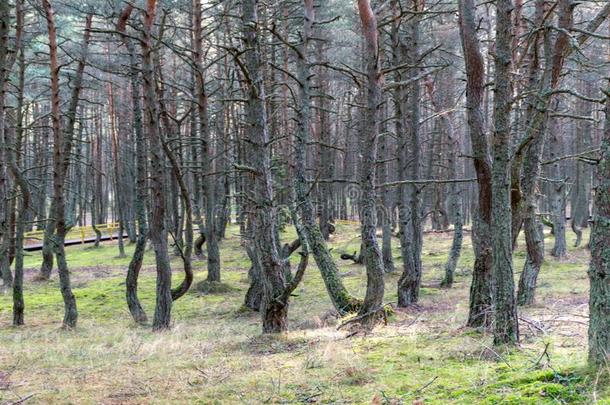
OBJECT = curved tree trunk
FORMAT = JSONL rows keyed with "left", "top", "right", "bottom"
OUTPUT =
{"left": 241, "top": 0, "right": 291, "bottom": 333}
{"left": 355, "top": 0, "right": 385, "bottom": 328}
{"left": 140, "top": 0, "right": 173, "bottom": 331}
{"left": 117, "top": 12, "right": 149, "bottom": 324}
{"left": 42, "top": 1, "right": 91, "bottom": 328}
{"left": 458, "top": 0, "right": 493, "bottom": 328}
{"left": 291, "top": 0, "right": 361, "bottom": 316}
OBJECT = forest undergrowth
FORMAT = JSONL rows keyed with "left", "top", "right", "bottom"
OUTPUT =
{"left": 0, "top": 223, "right": 607, "bottom": 404}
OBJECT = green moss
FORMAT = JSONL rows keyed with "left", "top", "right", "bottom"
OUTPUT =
{"left": 195, "top": 280, "right": 239, "bottom": 294}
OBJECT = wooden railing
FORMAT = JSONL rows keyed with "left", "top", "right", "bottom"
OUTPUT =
{"left": 24, "top": 223, "right": 121, "bottom": 245}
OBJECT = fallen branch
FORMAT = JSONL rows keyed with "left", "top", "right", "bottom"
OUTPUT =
{"left": 8, "top": 393, "right": 37, "bottom": 405}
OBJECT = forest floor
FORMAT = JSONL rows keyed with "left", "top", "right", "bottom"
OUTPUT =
{"left": 0, "top": 223, "right": 608, "bottom": 404}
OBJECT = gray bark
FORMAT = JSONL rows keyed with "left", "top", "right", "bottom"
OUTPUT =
{"left": 356, "top": 0, "right": 386, "bottom": 328}
{"left": 457, "top": 0, "right": 493, "bottom": 328}
{"left": 587, "top": 75, "right": 610, "bottom": 366}
{"left": 396, "top": 0, "right": 423, "bottom": 307}
{"left": 491, "top": 0, "right": 519, "bottom": 346}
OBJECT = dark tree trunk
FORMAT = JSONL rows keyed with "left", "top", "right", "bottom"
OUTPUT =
{"left": 516, "top": 0, "right": 576, "bottom": 305}
{"left": 491, "top": 0, "right": 519, "bottom": 346}
{"left": 244, "top": 245, "right": 264, "bottom": 311}
{"left": 291, "top": 0, "right": 361, "bottom": 316}
{"left": 397, "top": 0, "right": 423, "bottom": 307}
{"left": 458, "top": 0, "right": 493, "bottom": 328}
{"left": 141, "top": 0, "right": 172, "bottom": 331}
{"left": 42, "top": 1, "right": 90, "bottom": 328}
{"left": 7, "top": 1, "right": 25, "bottom": 324}
{"left": 38, "top": 219, "right": 55, "bottom": 280}
{"left": 117, "top": 10, "right": 149, "bottom": 324}
{"left": 193, "top": 0, "right": 221, "bottom": 283}
{"left": 355, "top": 0, "right": 385, "bottom": 328}
{"left": 151, "top": 22, "right": 194, "bottom": 302}
{"left": 241, "top": 0, "right": 291, "bottom": 333}
{"left": 587, "top": 74, "right": 610, "bottom": 366}
{"left": 0, "top": 0, "right": 14, "bottom": 290}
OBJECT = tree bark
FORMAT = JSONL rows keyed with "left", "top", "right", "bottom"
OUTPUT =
{"left": 193, "top": 0, "right": 221, "bottom": 283}
{"left": 458, "top": 0, "right": 493, "bottom": 328}
{"left": 42, "top": 0, "right": 91, "bottom": 328}
{"left": 241, "top": 0, "right": 291, "bottom": 333}
{"left": 491, "top": 0, "right": 519, "bottom": 346}
{"left": 117, "top": 6, "right": 148, "bottom": 324}
{"left": 291, "top": 0, "right": 361, "bottom": 316}
{"left": 141, "top": 0, "right": 173, "bottom": 331}
{"left": 441, "top": 113, "right": 462, "bottom": 288}
{"left": 6, "top": 0, "right": 25, "bottom": 323}
{"left": 587, "top": 74, "right": 610, "bottom": 366}
{"left": 0, "top": 0, "right": 15, "bottom": 289}
{"left": 397, "top": 0, "right": 423, "bottom": 307}
{"left": 516, "top": 0, "right": 547, "bottom": 306}
{"left": 355, "top": 0, "right": 385, "bottom": 328}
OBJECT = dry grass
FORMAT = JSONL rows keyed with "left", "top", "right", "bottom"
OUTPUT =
{"left": 0, "top": 224, "right": 607, "bottom": 404}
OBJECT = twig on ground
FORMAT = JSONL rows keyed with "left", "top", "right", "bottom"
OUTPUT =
{"left": 7, "top": 393, "right": 37, "bottom": 405}
{"left": 479, "top": 343, "right": 514, "bottom": 370}
{"left": 519, "top": 316, "right": 547, "bottom": 335}
{"left": 530, "top": 342, "right": 551, "bottom": 370}
{"left": 413, "top": 375, "right": 439, "bottom": 395}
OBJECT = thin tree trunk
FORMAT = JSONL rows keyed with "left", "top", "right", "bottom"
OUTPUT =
{"left": 587, "top": 71, "right": 610, "bottom": 366}
{"left": 292, "top": 0, "right": 361, "bottom": 316}
{"left": 7, "top": 0, "right": 25, "bottom": 323}
{"left": 193, "top": 0, "right": 221, "bottom": 283}
{"left": 106, "top": 63, "right": 126, "bottom": 258}
{"left": 141, "top": 0, "right": 173, "bottom": 331}
{"left": 0, "top": 0, "right": 15, "bottom": 289}
{"left": 117, "top": 8, "right": 148, "bottom": 324}
{"left": 441, "top": 123, "right": 463, "bottom": 288}
{"left": 397, "top": 0, "right": 423, "bottom": 307}
{"left": 42, "top": 1, "right": 90, "bottom": 328}
{"left": 355, "top": 0, "right": 385, "bottom": 328}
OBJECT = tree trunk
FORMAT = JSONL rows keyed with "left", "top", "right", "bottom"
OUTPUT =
{"left": 42, "top": 0, "right": 90, "bottom": 328}
{"left": 355, "top": 0, "right": 385, "bottom": 328}
{"left": 241, "top": 0, "right": 290, "bottom": 333}
{"left": 397, "top": 0, "right": 423, "bottom": 307}
{"left": 193, "top": 0, "right": 221, "bottom": 283}
{"left": 571, "top": 80, "right": 593, "bottom": 247}
{"left": 491, "top": 0, "right": 519, "bottom": 346}
{"left": 141, "top": 0, "right": 173, "bottom": 331}
{"left": 458, "top": 0, "right": 493, "bottom": 328}
{"left": 0, "top": 0, "right": 14, "bottom": 289}
{"left": 7, "top": 0, "right": 25, "bottom": 323}
{"left": 379, "top": 104, "right": 395, "bottom": 274}
{"left": 107, "top": 71, "right": 126, "bottom": 258}
{"left": 587, "top": 74, "right": 610, "bottom": 366}
{"left": 290, "top": 0, "right": 361, "bottom": 316}
{"left": 441, "top": 126, "right": 463, "bottom": 288}
{"left": 117, "top": 10, "right": 148, "bottom": 324}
